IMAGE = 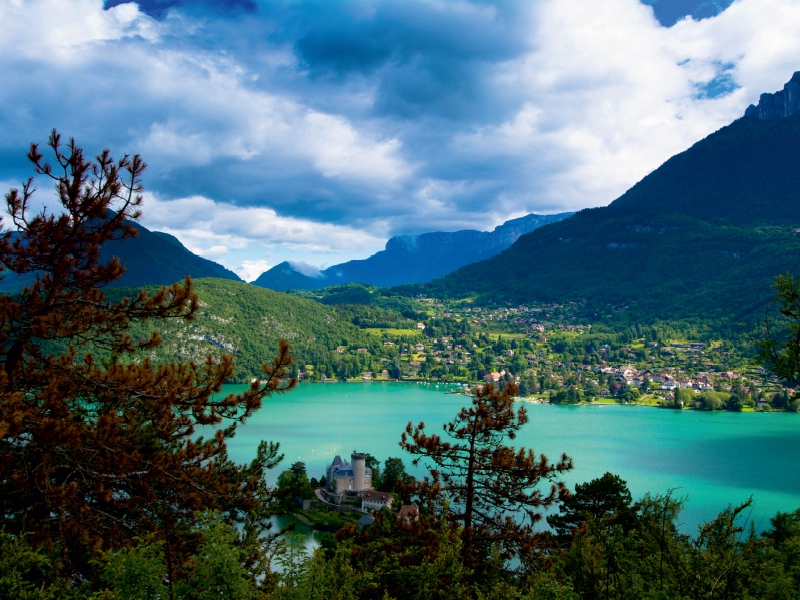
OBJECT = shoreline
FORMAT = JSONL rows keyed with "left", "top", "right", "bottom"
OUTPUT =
{"left": 244, "top": 380, "right": 790, "bottom": 413}
{"left": 514, "top": 397, "right": 790, "bottom": 413}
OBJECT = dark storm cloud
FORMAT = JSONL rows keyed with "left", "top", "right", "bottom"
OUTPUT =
{"left": 279, "top": 0, "right": 527, "bottom": 120}
{"left": 1, "top": 0, "right": 797, "bottom": 277}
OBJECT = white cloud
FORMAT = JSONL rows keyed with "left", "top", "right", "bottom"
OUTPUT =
{"left": 0, "top": 0, "right": 410, "bottom": 193}
{"left": 0, "top": 0, "right": 157, "bottom": 57}
{"left": 454, "top": 0, "right": 800, "bottom": 214}
{"left": 288, "top": 261, "right": 324, "bottom": 278}
{"left": 236, "top": 260, "right": 272, "bottom": 282}
{"left": 139, "top": 192, "right": 386, "bottom": 258}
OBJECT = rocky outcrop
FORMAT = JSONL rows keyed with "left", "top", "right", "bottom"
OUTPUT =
{"left": 744, "top": 71, "right": 800, "bottom": 120}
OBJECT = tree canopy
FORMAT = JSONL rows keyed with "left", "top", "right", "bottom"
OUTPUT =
{"left": 0, "top": 131, "right": 295, "bottom": 588}
{"left": 400, "top": 382, "right": 572, "bottom": 569}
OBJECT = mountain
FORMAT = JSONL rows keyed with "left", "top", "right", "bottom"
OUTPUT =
{"left": 101, "top": 223, "right": 241, "bottom": 288}
{"left": 420, "top": 73, "right": 800, "bottom": 322}
{"left": 253, "top": 212, "right": 573, "bottom": 291}
{"left": 0, "top": 219, "right": 241, "bottom": 293}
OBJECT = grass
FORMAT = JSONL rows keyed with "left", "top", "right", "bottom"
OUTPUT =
{"left": 479, "top": 330, "right": 529, "bottom": 340}
{"left": 364, "top": 328, "right": 422, "bottom": 337}
{"left": 595, "top": 398, "right": 620, "bottom": 405}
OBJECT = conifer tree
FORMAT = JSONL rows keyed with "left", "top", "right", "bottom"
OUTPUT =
{"left": 0, "top": 131, "right": 295, "bottom": 582}
{"left": 400, "top": 382, "right": 572, "bottom": 569}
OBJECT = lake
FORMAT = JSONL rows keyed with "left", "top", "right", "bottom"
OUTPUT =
{"left": 221, "top": 381, "right": 800, "bottom": 542}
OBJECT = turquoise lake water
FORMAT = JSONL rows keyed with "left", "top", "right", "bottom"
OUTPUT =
{"left": 222, "top": 382, "right": 800, "bottom": 537}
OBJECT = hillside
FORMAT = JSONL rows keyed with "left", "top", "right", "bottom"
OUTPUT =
{"left": 420, "top": 75, "right": 800, "bottom": 322}
{"left": 107, "top": 278, "right": 394, "bottom": 382}
{"left": 253, "top": 212, "right": 572, "bottom": 290}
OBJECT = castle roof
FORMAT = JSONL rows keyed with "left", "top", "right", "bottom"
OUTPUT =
{"left": 363, "top": 490, "right": 392, "bottom": 503}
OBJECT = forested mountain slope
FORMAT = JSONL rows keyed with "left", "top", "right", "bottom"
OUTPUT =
{"left": 108, "top": 278, "right": 390, "bottom": 382}
{"left": 421, "top": 85, "right": 800, "bottom": 322}
{"left": 253, "top": 212, "right": 572, "bottom": 290}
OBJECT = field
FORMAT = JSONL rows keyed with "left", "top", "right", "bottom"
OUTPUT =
{"left": 364, "top": 327, "right": 422, "bottom": 337}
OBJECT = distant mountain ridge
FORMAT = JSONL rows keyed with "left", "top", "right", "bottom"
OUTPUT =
{"left": 253, "top": 212, "right": 573, "bottom": 291}
{"left": 420, "top": 72, "right": 800, "bottom": 322}
{"left": 0, "top": 218, "right": 241, "bottom": 293}
{"left": 103, "top": 222, "right": 242, "bottom": 288}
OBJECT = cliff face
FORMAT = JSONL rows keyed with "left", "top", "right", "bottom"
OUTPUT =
{"left": 383, "top": 213, "right": 571, "bottom": 257}
{"left": 253, "top": 212, "right": 574, "bottom": 291}
{"left": 745, "top": 72, "right": 800, "bottom": 120}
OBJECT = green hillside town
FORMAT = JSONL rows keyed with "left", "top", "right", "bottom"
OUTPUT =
{"left": 3, "top": 1, "right": 800, "bottom": 598}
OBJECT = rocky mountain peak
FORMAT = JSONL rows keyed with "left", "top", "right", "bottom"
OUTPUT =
{"left": 744, "top": 71, "right": 800, "bottom": 120}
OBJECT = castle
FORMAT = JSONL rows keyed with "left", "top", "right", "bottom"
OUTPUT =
{"left": 326, "top": 451, "right": 372, "bottom": 494}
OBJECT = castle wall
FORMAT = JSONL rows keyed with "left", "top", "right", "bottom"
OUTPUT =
{"left": 352, "top": 451, "right": 366, "bottom": 491}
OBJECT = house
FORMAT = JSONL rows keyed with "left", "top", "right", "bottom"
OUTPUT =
{"left": 362, "top": 490, "right": 394, "bottom": 511}
{"left": 397, "top": 502, "right": 420, "bottom": 524}
{"left": 357, "top": 348, "right": 368, "bottom": 354}
{"left": 362, "top": 372, "right": 373, "bottom": 380}
{"left": 383, "top": 341, "right": 395, "bottom": 347}
{"left": 381, "top": 369, "right": 390, "bottom": 377}
{"left": 483, "top": 372, "right": 502, "bottom": 383}
{"left": 416, "top": 322, "right": 425, "bottom": 329}
{"left": 415, "top": 344, "right": 425, "bottom": 351}
{"left": 693, "top": 378, "right": 713, "bottom": 391}
{"left": 336, "top": 347, "right": 346, "bottom": 353}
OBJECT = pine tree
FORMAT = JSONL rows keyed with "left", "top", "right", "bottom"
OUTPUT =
{"left": 400, "top": 382, "right": 572, "bottom": 569}
{"left": 0, "top": 131, "right": 295, "bottom": 583}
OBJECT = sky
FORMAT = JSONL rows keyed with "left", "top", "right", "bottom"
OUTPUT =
{"left": 1, "top": 0, "right": 799, "bottom": 281}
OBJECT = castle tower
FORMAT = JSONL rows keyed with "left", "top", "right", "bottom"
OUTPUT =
{"left": 351, "top": 451, "right": 366, "bottom": 491}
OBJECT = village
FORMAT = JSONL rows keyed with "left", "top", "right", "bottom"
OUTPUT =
{"left": 291, "top": 295, "right": 791, "bottom": 411}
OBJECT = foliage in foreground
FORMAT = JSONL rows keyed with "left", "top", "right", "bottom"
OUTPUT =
{"left": 0, "top": 132, "right": 294, "bottom": 595}
{"left": 4, "top": 479, "right": 800, "bottom": 599}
